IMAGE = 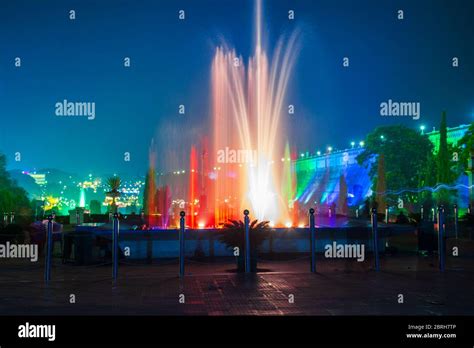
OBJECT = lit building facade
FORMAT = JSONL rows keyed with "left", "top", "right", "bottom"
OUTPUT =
{"left": 294, "top": 123, "right": 472, "bottom": 210}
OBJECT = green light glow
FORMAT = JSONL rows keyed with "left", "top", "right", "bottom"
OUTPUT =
{"left": 79, "top": 188, "right": 85, "bottom": 208}
{"left": 282, "top": 142, "right": 295, "bottom": 208}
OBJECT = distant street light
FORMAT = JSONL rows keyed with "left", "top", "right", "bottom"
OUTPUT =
{"left": 359, "top": 141, "right": 365, "bottom": 147}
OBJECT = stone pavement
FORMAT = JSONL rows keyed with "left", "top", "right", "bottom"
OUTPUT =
{"left": 1, "top": 252, "right": 473, "bottom": 316}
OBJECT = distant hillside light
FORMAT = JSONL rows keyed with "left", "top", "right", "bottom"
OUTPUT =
{"left": 327, "top": 146, "right": 333, "bottom": 152}
{"left": 351, "top": 141, "right": 355, "bottom": 148}
{"left": 359, "top": 141, "right": 365, "bottom": 147}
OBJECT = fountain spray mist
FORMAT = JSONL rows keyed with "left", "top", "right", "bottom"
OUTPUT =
{"left": 211, "top": 0, "right": 299, "bottom": 225}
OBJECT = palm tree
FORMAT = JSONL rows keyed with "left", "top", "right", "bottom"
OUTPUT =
{"left": 106, "top": 176, "right": 121, "bottom": 213}
{"left": 217, "top": 219, "right": 270, "bottom": 272}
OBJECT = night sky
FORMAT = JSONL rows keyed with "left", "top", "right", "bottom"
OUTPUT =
{"left": 1, "top": 0, "right": 473, "bottom": 177}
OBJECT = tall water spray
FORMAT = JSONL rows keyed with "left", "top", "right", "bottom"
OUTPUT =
{"left": 211, "top": 0, "right": 298, "bottom": 224}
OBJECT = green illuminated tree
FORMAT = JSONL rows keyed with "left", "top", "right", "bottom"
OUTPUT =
{"left": 419, "top": 152, "right": 437, "bottom": 207}
{"left": 437, "top": 112, "right": 450, "bottom": 183}
{"left": 0, "top": 153, "right": 31, "bottom": 216}
{"left": 375, "top": 153, "right": 387, "bottom": 214}
{"left": 435, "top": 112, "right": 463, "bottom": 205}
{"left": 458, "top": 122, "right": 474, "bottom": 171}
{"left": 357, "top": 125, "right": 433, "bottom": 208}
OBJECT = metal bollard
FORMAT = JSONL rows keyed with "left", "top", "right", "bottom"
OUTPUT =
{"left": 309, "top": 208, "right": 316, "bottom": 273}
{"left": 44, "top": 215, "right": 53, "bottom": 282}
{"left": 385, "top": 207, "right": 389, "bottom": 224}
{"left": 10, "top": 211, "right": 14, "bottom": 224}
{"left": 244, "top": 210, "right": 250, "bottom": 273}
{"left": 453, "top": 204, "right": 458, "bottom": 239}
{"left": 432, "top": 208, "right": 436, "bottom": 222}
{"left": 356, "top": 208, "right": 359, "bottom": 219}
{"left": 3, "top": 213, "right": 7, "bottom": 226}
{"left": 371, "top": 208, "right": 380, "bottom": 271}
{"left": 437, "top": 206, "right": 445, "bottom": 272}
{"left": 112, "top": 213, "right": 119, "bottom": 280}
{"left": 420, "top": 206, "right": 424, "bottom": 220}
{"left": 179, "top": 211, "right": 185, "bottom": 277}
{"left": 328, "top": 206, "right": 332, "bottom": 218}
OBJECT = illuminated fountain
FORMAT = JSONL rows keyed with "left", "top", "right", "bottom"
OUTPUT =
{"left": 188, "top": 145, "right": 198, "bottom": 228}
{"left": 144, "top": 139, "right": 157, "bottom": 227}
{"left": 210, "top": 0, "right": 299, "bottom": 225}
{"left": 142, "top": 0, "right": 299, "bottom": 228}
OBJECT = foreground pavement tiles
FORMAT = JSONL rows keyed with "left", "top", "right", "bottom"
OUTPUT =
{"left": 0, "top": 254, "right": 473, "bottom": 316}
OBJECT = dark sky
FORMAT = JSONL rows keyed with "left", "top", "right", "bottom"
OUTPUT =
{"left": 1, "top": 0, "right": 473, "bottom": 177}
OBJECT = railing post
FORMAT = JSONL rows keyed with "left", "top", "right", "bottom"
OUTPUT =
{"left": 3, "top": 213, "right": 8, "bottom": 226}
{"left": 453, "top": 204, "right": 458, "bottom": 239}
{"left": 112, "top": 212, "right": 119, "bottom": 280}
{"left": 355, "top": 208, "right": 359, "bottom": 219}
{"left": 371, "top": 208, "right": 380, "bottom": 271}
{"left": 432, "top": 208, "right": 436, "bottom": 222}
{"left": 179, "top": 211, "right": 185, "bottom": 277}
{"left": 44, "top": 215, "right": 53, "bottom": 283}
{"left": 438, "top": 206, "right": 445, "bottom": 272}
{"left": 420, "top": 205, "right": 424, "bottom": 221}
{"left": 10, "top": 211, "right": 14, "bottom": 224}
{"left": 309, "top": 208, "right": 316, "bottom": 273}
{"left": 385, "top": 206, "right": 389, "bottom": 224}
{"left": 244, "top": 209, "right": 250, "bottom": 273}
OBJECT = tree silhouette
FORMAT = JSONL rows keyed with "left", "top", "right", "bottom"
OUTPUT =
{"left": 375, "top": 153, "right": 387, "bottom": 214}
{"left": 357, "top": 125, "right": 433, "bottom": 207}
{"left": 0, "top": 153, "right": 31, "bottom": 216}
{"left": 337, "top": 174, "right": 348, "bottom": 216}
{"left": 106, "top": 176, "right": 121, "bottom": 213}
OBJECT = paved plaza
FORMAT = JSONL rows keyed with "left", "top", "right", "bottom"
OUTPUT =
{"left": 1, "top": 248, "right": 473, "bottom": 316}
